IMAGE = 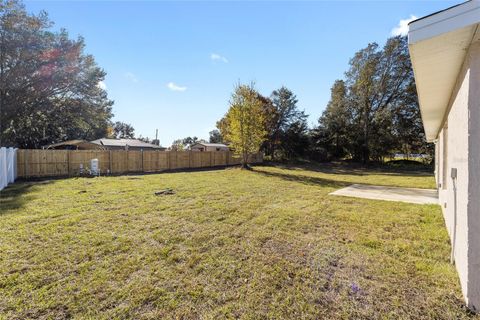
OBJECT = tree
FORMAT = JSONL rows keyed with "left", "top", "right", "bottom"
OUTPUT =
{"left": 223, "top": 83, "right": 266, "bottom": 168}
{"left": 137, "top": 135, "right": 151, "bottom": 143}
{"left": 316, "top": 36, "right": 431, "bottom": 163}
{"left": 0, "top": 0, "right": 113, "bottom": 148}
{"left": 344, "top": 42, "right": 381, "bottom": 163}
{"left": 216, "top": 117, "right": 230, "bottom": 144}
{"left": 392, "top": 78, "right": 431, "bottom": 159}
{"left": 170, "top": 139, "right": 185, "bottom": 151}
{"left": 111, "top": 121, "right": 135, "bottom": 139}
{"left": 170, "top": 136, "right": 201, "bottom": 150}
{"left": 315, "top": 80, "right": 351, "bottom": 159}
{"left": 280, "top": 115, "right": 310, "bottom": 159}
{"left": 346, "top": 36, "right": 420, "bottom": 163}
{"left": 264, "top": 87, "right": 307, "bottom": 159}
{"left": 209, "top": 129, "right": 223, "bottom": 143}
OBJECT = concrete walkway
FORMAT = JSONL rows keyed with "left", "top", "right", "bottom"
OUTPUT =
{"left": 329, "top": 184, "right": 438, "bottom": 205}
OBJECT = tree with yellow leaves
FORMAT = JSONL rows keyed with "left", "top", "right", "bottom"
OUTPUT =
{"left": 224, "top": 83, "right": 267, "bottom": 168}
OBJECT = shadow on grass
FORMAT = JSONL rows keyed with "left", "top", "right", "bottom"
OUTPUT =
{"left": 0, "top": 181, "right": 53, "bottom": 214}
{"left": 264, "top": 161, "right": 433, "bottom": 177}
{"left": 252, "top": 167, "right": 349, "bottom": 189}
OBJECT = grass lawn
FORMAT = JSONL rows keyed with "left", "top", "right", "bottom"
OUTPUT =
{"left": 0, "top": 163, "right": 477, "bottom": 319}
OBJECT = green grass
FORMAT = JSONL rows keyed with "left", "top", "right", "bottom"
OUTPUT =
{"left": 0, "top": 163, "right": 476, "bottom": 319}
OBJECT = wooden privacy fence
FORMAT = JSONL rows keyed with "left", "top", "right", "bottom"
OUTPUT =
{"left": 16, "top": 149, "right": 263, "bottom": 178}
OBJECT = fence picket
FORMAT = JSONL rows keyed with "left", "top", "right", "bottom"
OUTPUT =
{"left": 13, "top": 150, "right": 262, "bottom": 179}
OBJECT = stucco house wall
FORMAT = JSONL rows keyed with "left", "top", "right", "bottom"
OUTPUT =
{"left": 467, "top": 40, "right": 480, "bottom": 310}
{"left": 408, "top": 1, "right": 480, "bottom": 309}
{"left": 191, "top": 143, "right": 229, "bottom": 152}
{"left": 436, "top": 40, "right": 480, "bottom": 310}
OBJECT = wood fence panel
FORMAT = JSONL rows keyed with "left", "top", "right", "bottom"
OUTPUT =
{"left": 111, "top": 151, "right": 127, "bottom": 174}
{"left": 213, "top": 152, "right": 227, "bottom": 166}
{"left": 16, "top": 149, "right": 262, "bottom": 178}
{"left": 143, "top": 151, "right": 168, "bottom": 172}
{"left": 95, "top": 151, "right": 110, "bottom": 174}
{"left": 68, "top": 150, "right": 110, "bottom": 175}
{"left": 16, "top": 150, "right": 24, "bottom": 178}
{"left": 128, "top": 151, "right": 142, "bottom": 172}
{"left": 228, "top": 152, "right": 241, "bottom": 165}
{"left": 191, "top": 152, "right": 201, "bottom": 168}
{"left": 30, "top": 150, "right": 41, "bottom": 176}
{"left": 177, "top": 152, "right": 190, "bottom": 169}
{"left": 201, "top": 152, "right": 211, "bottom": 167}
{"left": 143, "top": 151, "right": 154, "bottom": 172}
{"left": 158, "top": 152, "right": 169, "bottom": 171}
{"left": 18, "top": 149, "right": 68, "bottom": 177}
{"left": 168, "top": 151, "right": 176, "bottom": 169}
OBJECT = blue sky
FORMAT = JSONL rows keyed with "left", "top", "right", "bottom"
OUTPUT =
{"left": 26, "top": 0, "right": 458, "bottom": 146}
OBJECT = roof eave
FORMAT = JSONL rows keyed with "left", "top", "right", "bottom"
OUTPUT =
{"left": 408, "top": 0, "right": 480, "bottom": 141}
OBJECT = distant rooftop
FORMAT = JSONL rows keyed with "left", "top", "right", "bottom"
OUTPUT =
{"left": 44, "top": 139, "right": 106, "bottom": 150}
{"left": 91, "top": 138, "right": 165, "bottom": 149}
{"left": 193, "top": 142, "right": 228, "bottom": 147}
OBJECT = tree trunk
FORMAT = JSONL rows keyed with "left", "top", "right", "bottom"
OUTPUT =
{"left": 242, "top": 150, "right": 249, "bottom": 168}
{"left": 335, "top": 133, "right": 340, "bottom": 158}
{"left": 362, "top": 102, "right": 370, "bottom": 165}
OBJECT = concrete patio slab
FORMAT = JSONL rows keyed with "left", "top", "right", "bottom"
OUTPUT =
{"left": 329, "top": 184, "right": 438, "bottom": 205}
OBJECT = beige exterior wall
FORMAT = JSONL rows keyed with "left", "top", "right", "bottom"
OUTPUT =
{"left": 191, "top": 145, "right": 229, "bottom": 152}
{"left": 205, "top": 146, "right": 229, "bottom": 152}
{"left": 467, "top": 40, "right": 480, "bottom": 311}
{"left": 437, "top": 40, "right": 480, "bottom": 310}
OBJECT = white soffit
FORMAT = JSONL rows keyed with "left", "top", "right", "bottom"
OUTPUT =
{"left": 408, "top": 0, "right": 480, "bottom": 142}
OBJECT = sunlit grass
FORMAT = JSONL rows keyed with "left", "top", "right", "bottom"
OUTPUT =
{"left": 0, "top": 164, "right": 476, "bottom": 319}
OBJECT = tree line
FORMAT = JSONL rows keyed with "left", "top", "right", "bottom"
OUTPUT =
{"left": 215, "top": 36, "right": 432, "bottom": 165}
{"left": 2, "top": 0, "right": 431, "bottom": 163}
{"left": 314, "top": 36, "right": 431, "bottom": 163}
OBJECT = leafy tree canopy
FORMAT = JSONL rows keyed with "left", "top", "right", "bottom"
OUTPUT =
{"left": 111, "top": 121, "right": 135, "bottom": 139}
{"left": 221, "top": 83, "right": 266, "bottom": 167}
{"left": 209, "top": 129, "right": 223, "bottom": 143}
{"left": 0, "top": 0, "right": 113, "bottom": 148}
{"left": 170, "top": 136, "right": 203, "bottom": 150}
{"left": 315, "top": 36, "right": 432, "bottom": 163}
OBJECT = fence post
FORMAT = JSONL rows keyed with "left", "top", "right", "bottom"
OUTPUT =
{"left": 125, "top": 150, "right": 129, "bottom": 173}
{"left": 109, "top": 150, "right": 112, "bottom": 174}
{"left": 13, "top": 148, "right": 17, "bottom": 180}
{"left": 189, "top": 150, "right": 192, "bottom": 168}
{"left": 141, "top": 149, "right": 144, "bottom": 172}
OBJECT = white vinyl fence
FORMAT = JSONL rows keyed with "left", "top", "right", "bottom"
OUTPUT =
{"left": 0, "top": 147, "right": 17, "bottom": 191}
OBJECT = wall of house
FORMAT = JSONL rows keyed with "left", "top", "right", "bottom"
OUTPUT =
{"left": 467, "top": 40, "right": 480, "bottom": 311}
{"left": 437, "top": 39, "right": 479, "bottom": 311}
{"left": 206, "top": 146, "right": 229, "bottom": 152}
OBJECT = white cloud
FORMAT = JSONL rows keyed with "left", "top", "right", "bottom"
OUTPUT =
{"left": 124, "top": 72, "right": 139, "bottom": 83}
{"left": 391, "top": 15, "right": 417, "bottom": 36}
{"left": 210, "top": 53, "right": 228, "bottom": 63}
{"left": 97, "top": 81, "right": 107, "bottom": 90}
{"left": 167, "top": 82, "right": 187, "bottom": 92}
